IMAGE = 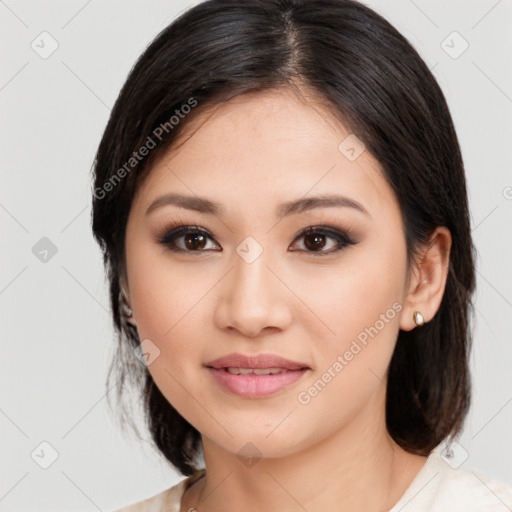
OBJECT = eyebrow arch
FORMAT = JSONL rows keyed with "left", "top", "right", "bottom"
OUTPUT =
{"left": 145, "top": 192, "right": 371, "bottom": 218}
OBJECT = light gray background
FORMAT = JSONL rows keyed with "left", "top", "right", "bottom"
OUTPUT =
{"left": 1, "top": 0, "right": 511, "bottom": 510}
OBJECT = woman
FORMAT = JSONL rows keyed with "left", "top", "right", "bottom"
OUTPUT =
{"left": 91, "top": 1, "right": 512, "bottom": 510}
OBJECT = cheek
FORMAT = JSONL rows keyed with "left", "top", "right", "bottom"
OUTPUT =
{"left": 291, "top": 269, "right": 403, "bottom": 440}
{"left": 127, "top": 237, "right": 206, "bottom": 340}
{"left": 127, "top": 253, "right": 212, "bottom": 416}
{"left": 126, "top": 246, "right": 217, "bottom": 403}
{"left": 315, "top": 256, "right": 402, "bottom": 322}
{"left": 305, "top": 241, "right": 406, "bottom": 375}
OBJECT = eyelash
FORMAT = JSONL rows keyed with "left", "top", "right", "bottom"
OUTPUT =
{"left": 156, "top": 222, "right": 357, "bottom": 256}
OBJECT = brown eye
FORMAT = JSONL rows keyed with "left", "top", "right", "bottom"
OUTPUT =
{"left": 303, "top": 232, "right": 328, "bottom": 251}
{"left": 183, "top": 232, "right": 208, "bottom": 250}
{"left": 158, "top": 226, "right": 219, "bottom": 253}
{"left": 290, "top": 226, "right": 356, "bottom": 255}
{"left": 157, "top": 224, "right": 356, "bottom": 256}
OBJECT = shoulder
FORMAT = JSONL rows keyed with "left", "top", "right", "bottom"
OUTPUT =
{"left": 391, "top": 449, "right": 512, "bottom": 512}
{"left": 112, "top": 469, "right": 206, "bottom": 512}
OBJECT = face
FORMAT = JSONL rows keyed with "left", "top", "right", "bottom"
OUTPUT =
{"left": 123, "top": 88, "right": 411, "bottom": 459}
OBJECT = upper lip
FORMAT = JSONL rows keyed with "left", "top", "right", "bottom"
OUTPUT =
{"left": 205, "top": 353, "right": 310, "bottom": 370}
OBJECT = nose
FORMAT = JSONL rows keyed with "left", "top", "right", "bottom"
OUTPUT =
{"left": 214, "top": 246, "right": 293, "bottom": 339}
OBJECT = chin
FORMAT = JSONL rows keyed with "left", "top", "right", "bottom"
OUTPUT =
{"left": 203, "top": 425, "right": 312, "bottom": 461}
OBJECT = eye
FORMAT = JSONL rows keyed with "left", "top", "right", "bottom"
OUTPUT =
{"left": 157, "top": 223, "right": 357, "bottom": 255}
{"left": 289, "top": 226, "right": 356, "bottom": 255}
{"left": 157, "top": 225, "right": 220, "bottom": 253}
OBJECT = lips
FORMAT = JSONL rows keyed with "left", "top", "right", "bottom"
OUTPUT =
{"left": 205, "top": 353, "right": 311, "bottom": 398}
{"left": 206, "top": 367, "right": 309, "bottom": 398}
{"left": 205, "top": 353, "right": 310, "bottom": 371}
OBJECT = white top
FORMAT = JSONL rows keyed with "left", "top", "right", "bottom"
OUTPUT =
{"left": 113, "top": 448, "right": 512, "bottom": 511}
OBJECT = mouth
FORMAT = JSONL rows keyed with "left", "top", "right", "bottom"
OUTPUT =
{"left": 213, "top": 367, "right": 302, "bottom": 375}
{"left": 204, "top": 353, "right": 311, "bottom": 398}
{"left": 205, "top": 352, "right": 310, "bottom": 371}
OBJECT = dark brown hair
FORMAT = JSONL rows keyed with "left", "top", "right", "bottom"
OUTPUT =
{"left": 91, "top": 0, "right": 477, "bottom": 476}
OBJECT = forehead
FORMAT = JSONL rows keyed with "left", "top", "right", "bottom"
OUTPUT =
{"left": 133, "top": 88, "right": 398, "bottom": 219}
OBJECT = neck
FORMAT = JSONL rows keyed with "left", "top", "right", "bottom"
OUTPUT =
{"left": 181, "top": 388, "right": 428, "bottom": 512}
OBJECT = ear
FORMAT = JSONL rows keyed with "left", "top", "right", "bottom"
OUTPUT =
{"left": 119, "top": 274, "right": 138, "bottom": 328}
{"left": 400, "top": 226, "right": 452, "bottom": 331}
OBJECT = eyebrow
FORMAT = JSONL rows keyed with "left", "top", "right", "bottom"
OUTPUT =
{"left": 145, "top": 192, "right": 371, "bottom": 218}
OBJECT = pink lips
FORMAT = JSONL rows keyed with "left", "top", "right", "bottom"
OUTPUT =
{"left": 205, "top": 352, "right": 310, "bottom": 398}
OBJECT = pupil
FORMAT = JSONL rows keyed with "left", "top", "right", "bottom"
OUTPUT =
{"left": 185, "top": 233, "right": 206, "bottom": 250}
{"left": 305, "top": 233, "right": 326, "bottom": 251}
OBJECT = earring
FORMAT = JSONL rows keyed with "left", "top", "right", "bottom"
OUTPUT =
{"left": 119, "top": 289, "right": 133, "bottom": 318}
{"left": 413, "top": 311, "right": 424, "bottom": 326}
{"left": 121, "top": 303, "right": 133, "bottom": 318}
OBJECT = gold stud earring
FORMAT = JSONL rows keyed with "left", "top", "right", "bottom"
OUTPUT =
{"left": 119, "top": 289, "right": 133, "bottom": 318}
{"left": 413, "top": 311, "right": 424, "bottom": 326}
{"left": 121, "top": 303, "right": 133, "bottom": 318}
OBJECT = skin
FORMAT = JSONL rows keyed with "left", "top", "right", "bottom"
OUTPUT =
{"left": 122, "top": 87, "right": 452, "bottom": 512}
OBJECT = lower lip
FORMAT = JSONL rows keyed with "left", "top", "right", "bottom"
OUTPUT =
{"left": 206, "top": 367, "right": 309, "bottom": 398}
